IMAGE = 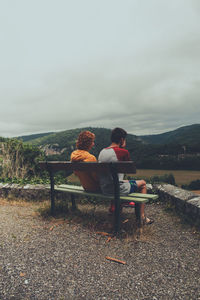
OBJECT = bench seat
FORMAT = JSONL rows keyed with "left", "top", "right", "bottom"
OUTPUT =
{"left": 54, "top": 184, "right": 157, "bottom": 204}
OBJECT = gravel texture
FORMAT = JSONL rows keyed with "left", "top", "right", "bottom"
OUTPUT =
{"left": 0, "top": 200, "right": 199, "bottom": 300}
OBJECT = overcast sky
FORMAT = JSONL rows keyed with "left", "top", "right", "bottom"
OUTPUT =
{"left": 1, "top": 0, "right": 200, "bottom": 137}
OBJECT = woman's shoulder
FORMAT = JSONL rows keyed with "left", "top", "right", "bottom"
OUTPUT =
{"left": 71, "top": 149, "right": 96, "bottom": 162}
{"left": 83, "top": 152, "right": 97, "bottom": 162}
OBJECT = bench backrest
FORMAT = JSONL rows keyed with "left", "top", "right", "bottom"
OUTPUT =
{"left": 39, "top": 161, "right": 136, "bottom": 174}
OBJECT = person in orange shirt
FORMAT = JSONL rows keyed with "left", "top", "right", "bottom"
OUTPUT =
{"left": 70, "top": 131, "right": 100, "bottom": 192}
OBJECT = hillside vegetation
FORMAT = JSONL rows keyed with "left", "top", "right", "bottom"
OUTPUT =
{"left": 19, "top": 127, "right": 142, "bottom": 161}
{"left": 139, "top": 124, "right": 200, "bottom": 145}
{"left": 19, "top": 132, "right": 54, "bottom": 142}
{"left": 15, "top": 124, "right": 200, "bottom": 170}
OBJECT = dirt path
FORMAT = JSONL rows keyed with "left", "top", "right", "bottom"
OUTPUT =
{"left": 0, "top": 200, "right": 199, "bottom": 300}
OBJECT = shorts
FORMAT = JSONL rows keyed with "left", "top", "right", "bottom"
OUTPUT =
{"left": 129, "top": 180, "right": 138, "bottom": 193}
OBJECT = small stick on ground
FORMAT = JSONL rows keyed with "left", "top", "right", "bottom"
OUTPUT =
{"left": 96, "top": 232, "right": 110, "bottom": 236}
{"left": 122, "top": 219, "right": 129, "bottom": 224}
{"left": 106, "top": 236, "right": 112, "bottom": 243}
{"left": 106, "top": 256, "right": 126, "bottom": 265}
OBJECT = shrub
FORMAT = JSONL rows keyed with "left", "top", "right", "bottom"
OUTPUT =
{"left": 182, "top": 179, "right": 200, "bottom": 190}
{"left": 149, "top": 173, "right": 176, "bottom": 185}
{"left": 0, "top": 139, "right": 44, "bottom": 180}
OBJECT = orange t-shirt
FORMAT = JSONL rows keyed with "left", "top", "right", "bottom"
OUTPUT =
{"left": 70, "top": 150, "right": 100, "bottom": 192}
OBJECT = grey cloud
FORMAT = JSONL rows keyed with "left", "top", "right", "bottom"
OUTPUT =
{"left": 2, "top": 53, "right": 200, "bottom": 137}
{"left": 0, "top": 1, "right": 200, "bottom": 137}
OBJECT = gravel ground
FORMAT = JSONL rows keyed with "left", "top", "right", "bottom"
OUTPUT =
{"left": 0, "top": 199, "right": 199, "bottom": 300}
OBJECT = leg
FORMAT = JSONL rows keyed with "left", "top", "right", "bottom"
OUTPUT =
{"left": 136, "top": 179, "right": 147, "bottom": 194}
{"left": 71, "top": 194, "right": 77, "bottom": 211}
{"left": 135, "top": 180, "right": 154, "bottom": 225}
{"left": 135, "top": 180, "right": 146, "bottom": 219}
{"left": 109, "top": 199, "right": 115, "bottom": 214}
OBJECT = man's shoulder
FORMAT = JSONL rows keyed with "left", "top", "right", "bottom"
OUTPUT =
{"left": 98, "top": 147, "right": 116, "bottom": 162}
{"left": 98, "top": 146, "right": 130, "bottom": 162}
{"left": 114, "top": 147, "right": 129, "bottom": 153}
{"left": 112, "top": 147, "right": 130, "bottom": 161}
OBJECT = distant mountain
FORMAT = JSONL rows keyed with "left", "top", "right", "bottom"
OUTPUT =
{"left": 139, "top": 124, "right": 200, "bottom": 145}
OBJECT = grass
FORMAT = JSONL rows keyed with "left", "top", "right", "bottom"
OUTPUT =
{"left": 135, "top": 169, "right": 200, "bottom": 186}
{"left": 0, "top": 197, "right": 42, "bottom": 208}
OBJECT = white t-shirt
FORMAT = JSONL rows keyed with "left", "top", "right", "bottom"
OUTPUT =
{"left": 98, "top": 147, "right": 131, "bottom": 195}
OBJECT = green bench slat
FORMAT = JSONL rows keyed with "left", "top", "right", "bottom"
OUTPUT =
{"left": 57, "top": 184, "right": 157, "bottom": 201}
{"left": 54, "top": 186, "right": 149, "bottom": 203}
{"left": 129, "top": 193, "right": 158, "bottom": 200}
{"left": 58, "top": 184, "right": 84, "bottom": 190}
{"left": 120, "top": 196, "right": 149, "bottom": 203}
{"left": 55, "top": 186, "right": 111, "bottom": 199}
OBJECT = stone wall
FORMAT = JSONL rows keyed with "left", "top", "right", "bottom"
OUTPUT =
{"left": 0, "top": 183, "right": 50, "bottom": 201}
{"left": 148, "top": 183, "right": 200, "bottom": 228}
{"left": 0, "top": 183, "right": 69, "bottom": 202}
{"left": 0, "top": 182, "right": 199, "bottom": 227}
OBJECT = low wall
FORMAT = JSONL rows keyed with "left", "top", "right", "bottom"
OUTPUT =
{"left": 148, "top": 183, "right": 200, "bottom": 227}
{"left": 0, "top": 183, "right": 50, "bottom": 201}
{"left": 0, "top": 183, "right": 67, "bottom": 202}
{"left": 0, "top": 183, "right": 199, "bottom": 227}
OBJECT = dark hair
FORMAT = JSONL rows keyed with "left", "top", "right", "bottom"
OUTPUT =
{"left": 111, "top": 127, "right": 127, "bottom": 143}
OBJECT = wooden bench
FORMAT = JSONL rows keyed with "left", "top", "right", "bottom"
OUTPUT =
{"left": 39, "top": 161, "right": 158, "bottom": 234}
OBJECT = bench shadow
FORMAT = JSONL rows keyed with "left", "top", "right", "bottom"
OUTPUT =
{"left": 38, "top": 199, "right": 149, "bottom": 239}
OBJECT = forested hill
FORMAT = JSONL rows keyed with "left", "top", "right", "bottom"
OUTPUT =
{"left": 18, "top": 124, "right": 200, "bottom": 147}
{"left": 16, "top": 124, "right": 200, "bottom": 170}
{"left": 139, "top": 124, "right": 200, "bottom": 145}
{"left": 18, "top": 127, "right": 142, "bottom": 160}
{"left": 19, "top": 132, "right": 54, "bottom": 142}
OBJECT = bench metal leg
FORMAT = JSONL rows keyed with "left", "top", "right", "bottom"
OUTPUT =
{"left": 135, "top": 203, "right": 142, "bottom": 228}
{"left": 71, "top": 194, "right": 77, "bottom": 211}
{"left": 114, "top": 196, "right": 121, "bottom": 235}
{"left": 50, "top": 171, "right": 55, "bottom": 216}
{"left": 110, "top": 165, "right": 121, "bottom": 235}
